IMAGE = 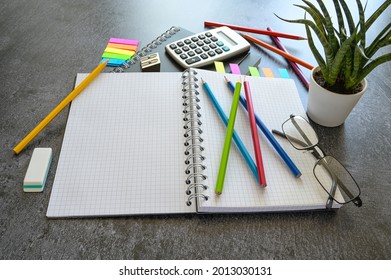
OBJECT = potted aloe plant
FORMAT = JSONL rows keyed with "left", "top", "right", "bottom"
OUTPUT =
{"left": 278, "top": 0, "right": 391, "bottom": 127}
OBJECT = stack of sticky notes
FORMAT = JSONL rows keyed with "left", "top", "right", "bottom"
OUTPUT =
{"left": 101, "top": 38, "right": 139, "bottom": 67}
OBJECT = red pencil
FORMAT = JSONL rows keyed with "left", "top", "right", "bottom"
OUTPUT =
{"left": 242, "top": 33, "right": 314, "bottom": 70}
{"left": 204, "top": 21, "right": 306, "bottom": 40}
{"left": 243, "top": 77, "right": 267, "bottom": 187}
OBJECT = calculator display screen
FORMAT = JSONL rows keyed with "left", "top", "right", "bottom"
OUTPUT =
{"left": 217, "top": 31, "right": 237, "bottom": 46}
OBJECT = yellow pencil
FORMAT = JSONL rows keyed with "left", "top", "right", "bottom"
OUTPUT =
{"left": 13, "top": 59, "right": 109, "bottom": 154}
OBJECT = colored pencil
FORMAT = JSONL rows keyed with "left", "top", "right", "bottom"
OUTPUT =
{"left": 215, "top": 79, "right": 242, "bottom": 195}
{"left": 243, "top": 77, "right": 267, "bottom": 187}
{"left": 201, "top": 79, "right": 259, "bottom": 183}
{"left": 242, "top": 33, "right": 314, "bottom": 70}
{"left": 225, "top": 76, "right": 302, "bottom": 178}
{"left": 204, "top": 21, "right": 306, "bottom": 40}
{"left": 267, "top": 27, "right": 310, "bottom": 89}
{"left": 13, "top": 59, "right": 109, "bottom": 154}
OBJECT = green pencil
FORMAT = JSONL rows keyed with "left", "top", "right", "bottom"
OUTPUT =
{"left": 215, "top": 80, "right": 242, "bottom": 195}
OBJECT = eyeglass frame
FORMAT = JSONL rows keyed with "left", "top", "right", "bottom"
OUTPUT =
{"left": 274, "top": 114, "right": 362, "bottom": 208}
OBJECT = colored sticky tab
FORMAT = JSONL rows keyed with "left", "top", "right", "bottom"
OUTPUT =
{"left": 248, "top": 66, "right": 260, "bottom": 77}
{"left": 214, "top": 61, "right": 225, "bottom": 73}
{"left": 278, "top": 68, "right": 290, "bottom": 78}
{"left": 262, "top": 68, "right": 274, "bottom": 78}
{"left": 104, "top": 47, "right": 135, "bottom": 56}
{"left": 101, "top": 58, "right": 126, "bottom": 67}
{"left": 102, "top": 52, "right": 132, "bottom": 60}
{"left": 229, "top": 63, "right": 241, "bottom": 74}
{"left": 107, "top": 43, "right": 138, "bottom": 51}
{"left": 109, "top": 38, "right": 139, "bottom": 46}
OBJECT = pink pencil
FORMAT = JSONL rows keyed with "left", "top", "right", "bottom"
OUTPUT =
{"left": 243, "top": 77, "right": 267, "bottom": 187}
{"left": 267, "top": 27, "right": 309, "bottom": 89}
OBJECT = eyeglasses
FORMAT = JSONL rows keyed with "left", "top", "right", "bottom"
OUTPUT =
{"left": 272, "top": 114, "right": 362, "bottom": 209}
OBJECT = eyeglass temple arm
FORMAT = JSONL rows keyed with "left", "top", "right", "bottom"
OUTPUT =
{"left": 272, "top": 129, "right": 323, "bottom": 160}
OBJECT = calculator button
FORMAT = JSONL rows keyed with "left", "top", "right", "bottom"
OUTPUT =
{"left": 169, "top": 44, "right": 177, "bottom": 49}
{"left": 185, "top": 56, "right": 201, "bottom": 65}
{"left": 207, "top": 51, "right": 216, "bottom": 57}
{"left": 188, "top": 51, "right": 195, "bottom": 57}
{"left": 182, "top": 46, "right": 190, "bottom": 52}
{"left": 203, "top": 39, "right": 211, "bottom": 44}
{"left": 205, "top": 32, "right": 212, "bottom": 37}
{"left": 215, "top": 48, "right": 223, "bottom": 54}
{"left": 200, "top": 54, "right": 208, "bottom": 59}
{"left": 216, "top": 41, "right": 224, "bottom": 47}
{"left": 191, "top": 37, "right": 199, "bottom": 42}
{"left": 175, "top": 49, "right": 182, "bottom": 54}
{"left": 184, "top": 39, "right": 192, "bottom": 44}
{"left": 180, "top": 54, "right": 188, "bottom": 59}
{"left": 211, "top": 36, "right": 218, "bottom": 42}
{"left": 202, "top": 46, "right": 210, "bottom": 52}
{"left": 177, "top": 41, "right": 185, "bottom": 47}
{"left": 195, "top": 48, "right": 202, "bottom": 54}
{"left": 222, "top": 46, "right": 230, "bottom": 52}
{"left": 209, "top": 43, "right": 217, "bottom": 49}
{"left": 196, "top": 41, "right": 204, "bottom": 47}
{"left": 198, "top": 34, "right": 206, "bottom": 40}
{"left": 189, "top": 43, "right": 197, "bottom": 49}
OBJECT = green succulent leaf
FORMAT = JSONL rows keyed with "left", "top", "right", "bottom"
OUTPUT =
{"left": 365, "top": 22, "right": 391, "bottom": 58}
{"left": 366, "top": 0, "right": 391, "bottom": 30}
{"left": 339, "top": 0, "right": 356, "bottom": 35}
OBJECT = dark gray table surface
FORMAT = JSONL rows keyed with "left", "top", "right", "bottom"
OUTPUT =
{"left": 1, "top": 0, "right": 390, "bottom": 259}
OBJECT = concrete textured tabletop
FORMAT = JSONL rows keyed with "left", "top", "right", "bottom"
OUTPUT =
{"left": 1, "top": 0, "right": 390, "bottom": 259}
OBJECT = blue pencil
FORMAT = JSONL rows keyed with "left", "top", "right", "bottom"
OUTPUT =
{"left": 201, "top": 79, "right": 259, "bottom": 183}
{"left": 224, "top": 77, "right": 302, "bottom": 177}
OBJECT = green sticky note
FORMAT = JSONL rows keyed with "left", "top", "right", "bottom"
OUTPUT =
{"left": 248, "top": 66, "right": 260, "bottom": 77}
{"left": 102, "top": 52, "right": 131, "bottom": 60}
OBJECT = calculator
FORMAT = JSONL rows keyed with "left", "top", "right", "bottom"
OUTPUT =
{"left": 165, "top": 26, "right": 250, "bottom": 68}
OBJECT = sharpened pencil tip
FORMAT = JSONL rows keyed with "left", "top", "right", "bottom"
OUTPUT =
{"left": 224, "top": 76, "right": 229, "bottom": 82}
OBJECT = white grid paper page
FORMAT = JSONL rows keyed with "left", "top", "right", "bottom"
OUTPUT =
{"left": 47, "top": 72, "right": 194, "bottom": 217}
{"left": 195, "top": 69, "right": 340, "bottom": 212}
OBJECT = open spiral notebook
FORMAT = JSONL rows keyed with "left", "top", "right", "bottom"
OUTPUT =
{"left": 46, "top": 68, "right": 341, "bottom": 218}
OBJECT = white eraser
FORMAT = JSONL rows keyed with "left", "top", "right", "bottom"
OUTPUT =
{"left": 23, "top": 148, "right": 52, "bottom": 192}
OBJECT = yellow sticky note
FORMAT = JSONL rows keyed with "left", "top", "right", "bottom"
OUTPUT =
{"left": 262, "top": 68, "right": 274, "bottom": 78}
{"left": 214, "top": 61, "right": 225, "bottom": 73}
{"left": 104, "top": 47, "right": 135, "bottom": 56}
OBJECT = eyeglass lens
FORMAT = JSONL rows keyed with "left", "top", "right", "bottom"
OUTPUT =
{"left": 282, "top": 116, "right": 318, "bottom": 150}
{"left": 313, "top": 155, "right": 360, "bottom": 204}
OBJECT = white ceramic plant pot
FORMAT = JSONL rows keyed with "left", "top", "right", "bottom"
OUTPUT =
{"left": 307, "top": 67, "right": 367, "bottom": 127}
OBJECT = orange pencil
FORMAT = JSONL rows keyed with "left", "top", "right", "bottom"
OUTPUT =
{"left": 204, "top": 21, "right": 306, "bottom": 40}
{"left": 242, "top": 34, "right": 314, "bottom": 70}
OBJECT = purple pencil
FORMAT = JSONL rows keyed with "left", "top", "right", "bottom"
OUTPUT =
{"left": 267, "top": 27, "right": 309, "bottom": 89}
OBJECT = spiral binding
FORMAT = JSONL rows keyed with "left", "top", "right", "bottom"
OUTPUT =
{"left": 110, "top": 26, "right": 181, "bottom": 73}
{"left": 182, "top": 69, "right": 209, "bottom": 206}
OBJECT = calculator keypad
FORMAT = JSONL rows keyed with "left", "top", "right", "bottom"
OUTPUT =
{"left": 169, "top": 32, "right": 230, "bottom": 66}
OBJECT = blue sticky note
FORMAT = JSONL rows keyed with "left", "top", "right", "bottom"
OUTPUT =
{"left": 278, "top": 68, "right": 290, "bottom": 79}
{"left": 101, "top": 58, "right": 126, "bottom": 67}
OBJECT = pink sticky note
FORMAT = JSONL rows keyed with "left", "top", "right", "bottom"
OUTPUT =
{"left": 109, "top": 38, "right": 139, "bottom": 46}
{"left": 229, "top": 63, "right": 241, "bottom": 74}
